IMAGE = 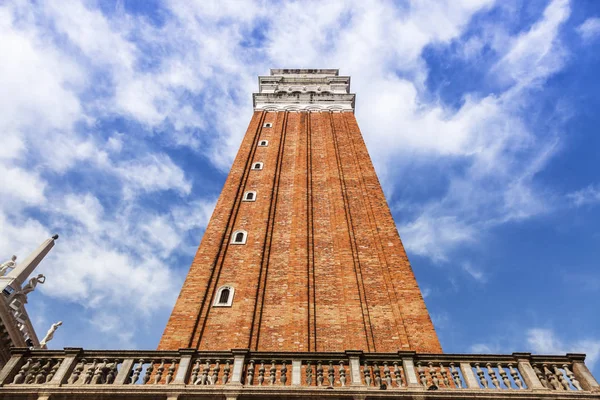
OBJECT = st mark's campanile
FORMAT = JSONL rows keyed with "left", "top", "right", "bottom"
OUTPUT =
{"left": 159, "top": 69, "right": 441, "bottom": 354}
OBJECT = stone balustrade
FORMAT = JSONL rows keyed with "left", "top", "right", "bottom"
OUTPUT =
{"left": 0, "top": 348, "right": 598, "bottom": 399}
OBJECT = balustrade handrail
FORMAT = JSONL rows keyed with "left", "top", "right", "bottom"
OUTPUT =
{"left": 0, "top": 347, "right": 596, "bottom": 395}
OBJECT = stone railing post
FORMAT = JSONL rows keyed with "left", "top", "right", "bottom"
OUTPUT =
{"left": 230, "top": 349, "right": 248, "bottom": 385}
{"left": 0, "top": 347, "right": 28, "bottom": 386}
{"left": 48, "top": 348, "right": 82, "bottom": 386}
{"left": 514, "top": 353, "right": 546, "bottom": 390}
{"left": 291, "top": 359, "right": 302, "bottom": 386}
{"left": 568, "top": 353, "right": 600, "bottom": 392}
{"left": 171, "top": 349, "right": 195, "bottom": 385}
{"left": 346, "top": 350, "right": 363, "bottom": 386}
{"left": 400, "top": 352, "right": 420, "bottom": 388}
{"left": 459, "top": 362, "right": 479, "bottom": 388}
{"left": 114, "top": 358, "right": 135, "bottom": 385}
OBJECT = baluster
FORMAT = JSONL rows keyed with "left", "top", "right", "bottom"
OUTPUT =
{"left": 393, "top": 361, "right": 403, "bottom": 387}
{"left": 211, "top": 360, "right": 220, "bottom": 385}
{"left": 142, "top": 360, "right": 153, "bottom": 385}
{"left": 154, "top": 359, "right": 165, "bottom": 384}
{"left": 327, "top": 361, "right": 334, "bottom": 387}
{"left": 508, "top": 363, "right": 523, "bottom": 389}
{"left": 317, "top": 361, "right": 324, "bottom": 386}
{"left": 363, "top": 362, "right": 371, "bottom": 387}
{"left": 475, "top": 363, "right": 487, "bottom": 388}
{"left": 339, "top": 361, "right": 346, "bottom": 386}
{"left": 105, "top": 360, "right": 118, "bottom": 384}
{"left": 543, "top": 364, "right": 561, "bottom": 390}
{"left": 246, "top": 360, "right": 255, "bottom": 385}
{"left": 269, "top": 360, "right": 276, "bottom": 385}
{"left": 487, "top": 363, "right": 500, "bottom": 389}
{"left": 562, "top": 364, "right": 581, "bottom": 390}
{"left": 84, "top": 359, "right": 97, "bottom": 384}
{"left": 533, "top": 363, "right": 548, "bottom": 388}
{"left": 439, "top": 363, "right": 449, "bottom": 387}
{"left": 12, "top": 358, "right": 32, "bottom": 384}
{"left": 190, "top": 360, "right": 200, "bottom": 384}
{"left": 70, "top": 359, "right": 85, "bottom": 384}
{"left": 553, "top": 364, "right": 569, "bottom": 390}
{"left": 90, "top": 359, "right": 105, "bottom": 384}
{"left": 428, "top": 362, "right": 439, "bottom": 388}
{"left": 373, "top": 362, "right": 382, "bottom": 387}
{"left": 450, "top": 363, "right": 462, "bottom": 388}
{"left": 104, "top": 359, "right": 113, "bottom": 384}
{"left": 257, "top": 361, "right": 265, "bottom": 386}
{"left": 201, "top": 360, "right": 210, "bottom": 385}
{"left": 497, "top": 363, "right": 510, "bottom": 389}
{"left": 222, "top": 360, "right": 230, "bottom": 384}
{"left": 165, "top": 359, "right": 176, "bottom": 384}
{"left": 383, "top": 362, "right": 392, "bottom": 387}
{"left": 35, "top": 359, "right": 51, "bottom": 383}
{"left": 305, "top": 361, "right": 312, "bottom": 386}
{"left": 280, "top": 361, "right": 287, "bottom": 385}
{"left": 25, "top": 359, "right": 41, "bottom": 384}
{"left": 417, "top": 362, "right": 427, "bottom": 387}
{"left": 130, "top": 359, "right": 143, "bottom": 384}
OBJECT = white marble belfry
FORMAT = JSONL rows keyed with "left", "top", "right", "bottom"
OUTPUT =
{"left": 253, "top": 69, "right": 355, "bottom": 112}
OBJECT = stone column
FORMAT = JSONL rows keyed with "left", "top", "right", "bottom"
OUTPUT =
{"left": 47, "top": 347, "right": 82, "bottom": 386}
{"left": 346, "top": 350, "right": 363, "bottom": 386}
{"left": 514, "top": 353, "right": 546, "bottom": 390}
{"left": 230, "top": 349, "right": 248, "bottom": 385}
{"left": 569, "top": 353, "right": 600, "bottom": 392}
{"left": 291, "top": 359, "right": 302, "bottom": 386}
{"left": 459, "top": 362, "right": 479, "bottom": 389}
{"left": 114, "top": 358, "right": 135, "bottom": 385}
{"left": 0, "top": 347, "right": 27, "bottom": 386}
{"left": 171, "top": 348, "right": 196, "bottom": 385}
{"left": 399, "top": 352, "right": 421, "bottom": 388}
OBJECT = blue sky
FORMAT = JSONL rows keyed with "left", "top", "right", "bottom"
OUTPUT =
{"left": 1, "top": 0, "right": 600, "bottom": 374}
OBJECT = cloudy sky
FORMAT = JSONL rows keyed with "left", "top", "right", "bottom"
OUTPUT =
{"left": 2, "top": 0, "right": 600, "bottom": 373}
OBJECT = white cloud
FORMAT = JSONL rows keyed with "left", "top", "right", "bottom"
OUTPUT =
{"left": 492, "top": 0, "right": 570, "bottom": 88}
{"left": 461, "top": 262, "right": 487, "bottom": 283}
{"left": 567, "top": 184, "right": 600, "bottom": 207}
{"left": 115, "top": 154, "right": 192, "bottom": 198}
{"left": 0, "top": 165, "right": 46, "bottom": 208}
{"left": 577, "top": 17, "right": 600, "bottom": 42}
{"left": 527, "top": 328, "right": 600, "bottom": 369}
{"left": 400, "top": 216, "right": 476, "bottom": 262}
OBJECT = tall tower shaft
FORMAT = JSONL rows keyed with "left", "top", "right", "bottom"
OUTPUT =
{"left": 159, "top": 69, "right": 441, "bottom": 354}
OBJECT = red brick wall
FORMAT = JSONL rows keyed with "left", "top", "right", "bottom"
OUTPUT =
{"left": 158, "top": 111, "right": 442, "bottom": 354}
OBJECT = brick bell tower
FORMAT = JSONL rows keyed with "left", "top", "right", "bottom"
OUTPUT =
{"left": 159, "top": 69, "right": 441, "bottom": 354}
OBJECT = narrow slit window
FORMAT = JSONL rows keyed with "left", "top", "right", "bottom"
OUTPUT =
{"left": 219, "top": 288, "right": 230, "bottom": 304}
{"left": 231, "top": 230, "right": 247, "bottom": 244}
{"left": 252, "top": 162, "right": 263, "bottom": 170}
{"left": 243, "top": 191, "right": 256, "bottom": 201}
{"left": 259, "top": 140, "right": 268, "bottom": 147}
{"left": 214, "top": 286, "right": 235, "bottom": 307}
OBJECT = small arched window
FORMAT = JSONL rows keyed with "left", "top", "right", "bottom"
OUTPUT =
{"left": 231, "top": 230, "right": 247, "bottom": 244}
{"left": 258, "top": 140, "right": 268, "bottom": 147}
{"left": 243, "top": 191, "right": 256, "bottom": 201}
{"left": 214, "top": 286, "right": 234, "bottom": 307}
{"left": 252, "top": 162, "right": 263, "bottom": 170}
{"left": 263, "top": 123, "right": 273, "bottom": 128}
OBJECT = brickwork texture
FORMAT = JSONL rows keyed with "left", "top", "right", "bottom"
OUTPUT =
{"left": 158, "top": 111, "right": 442, "bottom": 354}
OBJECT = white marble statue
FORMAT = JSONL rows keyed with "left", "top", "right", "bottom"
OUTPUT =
{"left": 40, "top": 321, "right": 62, "bottom": 347}
{"left": 19, "top": 273, "right": 46, "bottom": 296}
{"left": 0, "top": 255, "right": 17, "bottom": 276}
